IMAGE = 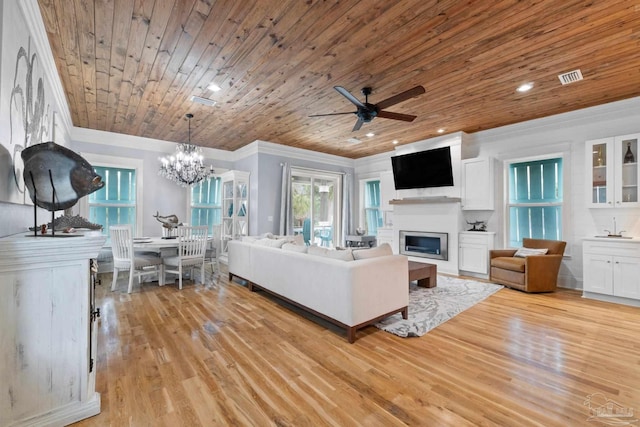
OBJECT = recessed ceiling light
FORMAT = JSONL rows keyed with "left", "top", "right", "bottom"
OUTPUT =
{"left": 207, "top": 83, "right": 221, "bottom": 92}
{"left": 392, "top": 140, "right": 399, "bottom": 145}
{"left": 366, "top": 132, "right": 375, "bottom": 138}
{"left": 437, "top": 129, "right": 445, "bottom": 133}
{"left": 347, "top": 138, "right": 362, "bottom": 144}
{"left": 516, "top": 82, "right": 534, "bottom": 93}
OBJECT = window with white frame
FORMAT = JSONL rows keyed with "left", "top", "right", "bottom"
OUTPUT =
{"left": 189, "top": 176, "right": 222, "bottom": 235}
{"left": 507, "top": 156, "right": 563, "bottom": 247}
{"left": 80, "top": 154, "right": 143, "bottom": 239}
{"left": 363, "top": 179, "right": 382, "bottom": 235}
{"left": 88, "top": 166, "right": 137, "bottom": 237}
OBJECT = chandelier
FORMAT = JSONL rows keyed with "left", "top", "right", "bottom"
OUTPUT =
{"left": 159, "top": 113, "right": 214, "bottom": 187}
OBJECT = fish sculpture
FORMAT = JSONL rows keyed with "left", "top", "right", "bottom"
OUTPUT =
{"left": 154, "top": 211, "right": 182, "bottom": 229}
{"left": 21, "top": 141, "right": 104, "bottom": 211}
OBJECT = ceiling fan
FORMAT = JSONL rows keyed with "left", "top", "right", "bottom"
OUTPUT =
{"left": 310, "top": 85, "right": 426, "bottom": 131}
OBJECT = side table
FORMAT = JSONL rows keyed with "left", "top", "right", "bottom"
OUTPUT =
{"left": 345, "top": 235, "right": 377, "bottom": 248}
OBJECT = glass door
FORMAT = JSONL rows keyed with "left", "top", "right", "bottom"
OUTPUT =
{"left": 291, "top": 169, "right": 341, "bottom": 247}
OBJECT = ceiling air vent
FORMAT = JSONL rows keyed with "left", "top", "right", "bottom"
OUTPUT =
{"left": 558, "top": 69, "right": 583, "bottom": 85}
{"left": 189, "top": 95, "right": 217, "bottom": 106}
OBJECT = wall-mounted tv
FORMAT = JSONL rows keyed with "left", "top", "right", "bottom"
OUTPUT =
{"left": 391, "top": 146, "right": 454, "bottom": 190}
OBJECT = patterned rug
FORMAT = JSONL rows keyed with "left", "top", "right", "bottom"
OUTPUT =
{"left": 375, "top": 275, "right": 503, "bottom": 337}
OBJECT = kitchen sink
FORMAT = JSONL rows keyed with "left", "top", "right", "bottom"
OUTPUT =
{"left": 594, "top": 235, "right": 633, "bottom": 239}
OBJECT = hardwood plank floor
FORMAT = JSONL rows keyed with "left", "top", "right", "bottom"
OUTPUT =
{"left": 74, "top": 267, "right": 640, "bottom": 426}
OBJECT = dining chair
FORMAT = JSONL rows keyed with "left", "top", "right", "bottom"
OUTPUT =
{"left": 110, "top": 225, "right": 164, "bottom": 293}
{"left": 204, "top": 224, "right": 222, "bottom": 280}
{"left": 163, "top": 225, "right": 208, "bottom": 289}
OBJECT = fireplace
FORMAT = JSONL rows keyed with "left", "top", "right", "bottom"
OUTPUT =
{"left": 399, "top": 230, "right": 448, "bottom": 261}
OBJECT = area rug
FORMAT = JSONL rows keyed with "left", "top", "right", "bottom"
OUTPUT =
{"left": 375, "top": 275, "right": 503, "bottom": 337}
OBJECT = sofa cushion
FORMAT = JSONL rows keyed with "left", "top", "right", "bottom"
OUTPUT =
{"left": 282, "top": 242, "right": 308, "bottom": 253}
{"left": 352, "top": 243, "right": 393, "bottom": 260}
{"left": 514, "top": 247, "right": 548, "bottom": 258}
{"left": 490, "top": 256, "right": 526, "bottom": 272}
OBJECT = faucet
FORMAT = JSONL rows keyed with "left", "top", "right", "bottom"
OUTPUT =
{"left": 604, "top": 217, "right": 626, "bottom": 236}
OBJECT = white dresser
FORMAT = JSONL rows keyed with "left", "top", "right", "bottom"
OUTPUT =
{"left": 583, "top": 237, "right": 640, "bottom": 307}
{"left": 0, "top": 231, "right": 106, "bottom": 426}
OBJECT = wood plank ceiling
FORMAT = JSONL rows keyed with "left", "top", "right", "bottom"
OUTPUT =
{"left": 37, "top": 0, "right": 640, "bottom": 159}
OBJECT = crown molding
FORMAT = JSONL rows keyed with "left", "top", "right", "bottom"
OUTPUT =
{"left": 20, "top": 0, "right": 73, "bottom": 136}
{"left": 477, "top": 96, "right": 640, "bottom": 140}
{"left": 71, "top": 127, "right": 236, "bottom": 161}
{"left": 233, "top": 140, "right": 355, "bottom": 168}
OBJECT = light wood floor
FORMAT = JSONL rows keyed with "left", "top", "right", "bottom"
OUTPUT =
{"left": 74, "top": 267, "right": 640, "bottom": 426}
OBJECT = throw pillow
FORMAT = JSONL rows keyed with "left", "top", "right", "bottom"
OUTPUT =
{"left": 254, "top": 238, "right": 288, "bottom": 248}
{"left": 324, "top": 248, "right": 354, "bottom": 261}
{"left": 307, "top": 245, "right": 329, "bottom": 257}
{"left": 282, "top": 243, "right": 308, "bottom": 253}
{"left": 514, "top": 247, "right": 548, "bottom": 257}
{"left": 352, "top": 243, "right": 393, "bottom": 260}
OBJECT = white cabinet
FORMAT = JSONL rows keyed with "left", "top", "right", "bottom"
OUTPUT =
{"left": 461, "top": 157, "right": 494, "bottom": 210}
{"left": 586, "top": 134, "right": 640, "bottom": 208}
{"left": 0, "top": 233, "right": 106, "bottom": 426}
{"left": 221, "top": 170, "right": 250, "bottom": 257}
{"left": 583, "top": 239, "right": 640, "bottom": 306}
{"left": 458, "top": 231, "right": 495, "bottom": 278}
{"left": 379, "top": 170, "right": 396, "bottom": 211}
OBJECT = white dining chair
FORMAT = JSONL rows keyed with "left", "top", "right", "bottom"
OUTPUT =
{"left": 203, "top": 224, "right": 222, "bottom": 280}
{"left": 110, "top": 225, "right": 164, "bottom": 293}
{"left": 163, "top": 225, "right": 208, "bottom": 289}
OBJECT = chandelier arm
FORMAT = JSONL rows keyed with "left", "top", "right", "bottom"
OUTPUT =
{"left": 158, "top": 113, "right": 215, "bottom": 187}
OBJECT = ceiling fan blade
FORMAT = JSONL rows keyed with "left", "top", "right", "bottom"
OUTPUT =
{"left": 376, "top": 85, "right": 425, "bottom": 110}
{"left": 352, "top": 118, "right": 364, "bottom": 132}
{"left": 309, "top": 112, "right": 356, "bottom": 117}
{"left": 377, "top": 110, "right": 417, "bottom": 122}
{"left": 334, "top": 86, "right": 365, "bottom": 108}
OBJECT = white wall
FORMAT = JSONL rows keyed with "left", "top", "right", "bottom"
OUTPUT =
{"left": 355, "top": 96, "right": 640, "bottom": 289}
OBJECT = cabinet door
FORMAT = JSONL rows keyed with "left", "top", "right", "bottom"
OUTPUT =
{"left": 461, "top": 158, "right": 494, "bottom": 210}
{"left": 614, "top": 134, "right": 640, "bottom": 208}
{"left": 459, "top": 243, "right": 488, "bottom": 274}
{"left": 583, "top": 253, "right": 614, "bottom": 294}
{"left": 586, "top": 138, "right": 614, "bottom": 208}
{"left": 613, "top": 256, "right": 640, "bottom": 299}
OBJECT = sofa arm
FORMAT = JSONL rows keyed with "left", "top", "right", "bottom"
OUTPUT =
{"left": 524, "top": 254, "right": 564, "bottom": 291}
{"left": 490, "top": 249, "right": 518, "bottom": 259}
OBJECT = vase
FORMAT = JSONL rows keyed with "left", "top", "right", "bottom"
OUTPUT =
{"left": 624, "top": 142, "right": 635, "bottom": 163}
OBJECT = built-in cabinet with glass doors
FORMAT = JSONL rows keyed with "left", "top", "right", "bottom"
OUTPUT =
{"left": 587, "top": 134, "right": 640, "bottom": 208}
{"left": 221, "top": 170, "right": 250, "bottom": 258}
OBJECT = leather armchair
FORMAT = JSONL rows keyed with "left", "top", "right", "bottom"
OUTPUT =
{"left": 489, "top": 238, "right": 566, "bottom": 292}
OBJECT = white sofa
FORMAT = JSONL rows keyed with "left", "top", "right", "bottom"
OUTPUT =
{"left": 228, "top": 239, "right": 409, "bottom": 343}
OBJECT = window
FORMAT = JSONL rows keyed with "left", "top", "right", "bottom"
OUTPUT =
{"left": 507, "top": 157, "right": 563, "bottom": 247}
{"left": 189, "top": 177, "right": 222, "bottom": 235}
{"left": 363, "top": 179, "right": 382, "bottom": 235}
{"left": 291, "top": 168, "right": 341, "bottom": 247}
{"left": 80, "top": 154, "right": 143, "bottom": 239}
{"left": 88, "top": 166, "right": 137, "bottom": 237}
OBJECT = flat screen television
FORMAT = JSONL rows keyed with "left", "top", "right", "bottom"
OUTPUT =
{"left": 391, "top": 146, "right": 454, "bottom": 189}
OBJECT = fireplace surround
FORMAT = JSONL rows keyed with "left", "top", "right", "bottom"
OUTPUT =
{"left": 399, "top": 230, "right": 448, "bottom": 261}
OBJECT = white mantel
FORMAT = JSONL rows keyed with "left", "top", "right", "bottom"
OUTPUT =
{"left": 0, "top": 231, "right": 106, "bottom": 426}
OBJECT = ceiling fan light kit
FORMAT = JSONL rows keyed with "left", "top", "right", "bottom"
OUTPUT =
{"left": 310, "top": 85, "right": 426, "bottom": 131}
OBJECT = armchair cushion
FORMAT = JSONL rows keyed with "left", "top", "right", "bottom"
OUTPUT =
{"left": 491, "top": 256, "right": 525, "bottom": 272}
